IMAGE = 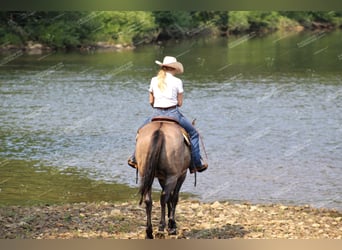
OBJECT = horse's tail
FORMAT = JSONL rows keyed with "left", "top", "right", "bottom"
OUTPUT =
{"left": 139, "top": 127, "right": 164, "bottom": 205}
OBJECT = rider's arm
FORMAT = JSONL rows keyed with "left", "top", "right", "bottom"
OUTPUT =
{"left": 149, "top": 92, "right": 154, "bottom": 107}
{"left": 177, "top": 93, "right": 183, "bottom": 107}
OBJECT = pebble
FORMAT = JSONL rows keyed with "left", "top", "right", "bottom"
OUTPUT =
{"left": 190, "top": 203, "right": 200, "bottom": 210}
{"left": 110, "top": 209, "right": 121, "bottom": 216}
{"left": 249, "top": 205, "right": 257, "bottom": 211}
{"left": 18, "top": 221, "right": 28, "bottom": 227}
{"left": 196, "top": 211, "right": 204, "bottom": 217}
{"left": 211, "top": 201, "right": 222, "bottom": 209}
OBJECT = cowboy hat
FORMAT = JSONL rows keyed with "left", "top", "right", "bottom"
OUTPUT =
{"left": 155, "top": 56, "right": 184, "bottom": 74}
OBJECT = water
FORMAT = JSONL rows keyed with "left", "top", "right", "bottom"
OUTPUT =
{"left": 1, "top": 31, "right": 341, "bottom": 210}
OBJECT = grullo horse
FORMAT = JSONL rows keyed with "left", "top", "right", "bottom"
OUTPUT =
{"left": 135, "top": 120, "right": 191, "bottom": 239}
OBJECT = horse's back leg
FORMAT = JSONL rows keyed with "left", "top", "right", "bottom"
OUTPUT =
{"left": 158, "top": 177, "right": 177, "bottom": 233}
{"left": 168, "top": 174, "right": 186, "bottom": 235}
{"left": 144, "top": 190, "right": 154, "bottom": 239}
{"left": 158, "top": 180, "right": 166, "bottom": 232}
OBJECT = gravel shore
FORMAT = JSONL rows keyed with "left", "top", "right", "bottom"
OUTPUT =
{"left": 0, "top": 199, "right": 341, "bottom": 239}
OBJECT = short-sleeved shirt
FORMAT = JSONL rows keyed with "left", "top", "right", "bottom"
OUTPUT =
{"left": 149, "top": 72, "right": 184, "bottom": 108}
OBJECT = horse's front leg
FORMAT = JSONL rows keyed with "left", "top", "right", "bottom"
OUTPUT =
{"left": 144, "top": 190, "right": 153, "bottom": 239}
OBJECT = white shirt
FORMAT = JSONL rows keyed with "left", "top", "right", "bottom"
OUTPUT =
{"left": 149, "top": 72, "right": 184, "bottom": 108}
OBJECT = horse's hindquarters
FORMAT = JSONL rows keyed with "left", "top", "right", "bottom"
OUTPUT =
{"left": 137, "top": 122, "right": 190, "bottom": 175}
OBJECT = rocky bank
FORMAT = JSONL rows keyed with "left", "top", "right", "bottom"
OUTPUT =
{"left": 0, "top": 199, "right": 341, "bottom": 239}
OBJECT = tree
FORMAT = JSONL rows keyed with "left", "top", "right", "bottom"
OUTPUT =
{"left": 152, "top": 11, "right": 195, "bottom": 39}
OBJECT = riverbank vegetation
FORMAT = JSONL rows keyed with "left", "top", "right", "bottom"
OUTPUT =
{"left": 1, "top": 11, "right": 342, "bottom": 51}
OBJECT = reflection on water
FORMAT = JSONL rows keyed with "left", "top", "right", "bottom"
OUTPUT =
{"left": 0, "top": 31, "right": 341, "bottom": 209}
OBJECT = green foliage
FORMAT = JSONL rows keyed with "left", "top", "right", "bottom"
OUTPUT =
{"left": 0, "top": 11, "right": 156, "bottom": 49}
{"left": 201, "top": 11, "right": 229, "bottom": 35}
{"left": 192, "top": 11, "right": 228, "bottom": 27}
{"left": 32, "top": 13, "right": 85, "bottom": 48}
{"left": 153, "top": 11, "right": 229, "bottom": 38}
{"left": 153, "top": 11, "right": 196, "bottom": 38}
{"left": 280, "top": 11, "right": 341, "bottom": 28}
{"left": 0, "top": 27, "right": 22, "bottom": 45}
{"left": 97, "top": 11, "right": 156, "bottom": 45}
{"left": 0, "top": 11, "right": 341, "bottom": 49}
{"left": 280, "top": 11, "right": 313, "bottom": 24}
{"left": 247, "top": 11, "right": 280, "bottom": 32}
{"left": 228, "top": 11, "right": 302, "bottom": 34}
{"left": 277, "top": 16, "right": 301, "bottom": 31}
{"left": 228, "top": 11, "right": 251, "bottom": 33}
{"left": 0, "top": 12, "right": 102, "bottom": 48}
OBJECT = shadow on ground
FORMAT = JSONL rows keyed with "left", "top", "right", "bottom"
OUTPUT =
{"left": 180, "top": 223, "right": 248, "bottom": 239}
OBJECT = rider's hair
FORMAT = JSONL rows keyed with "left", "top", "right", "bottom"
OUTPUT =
{"left": 157, "top": 66, "right": 175, "bottom": 91}
{"left": 157, "top": 68, "right": 167, "bottom": 92}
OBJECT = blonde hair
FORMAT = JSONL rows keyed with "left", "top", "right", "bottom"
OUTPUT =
{"left": 157, "top": 69, "right": 167, "bottom": 92}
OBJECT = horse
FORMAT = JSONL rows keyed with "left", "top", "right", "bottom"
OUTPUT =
{"left": 135, "top": 119, "right": 191, "bottom": 239}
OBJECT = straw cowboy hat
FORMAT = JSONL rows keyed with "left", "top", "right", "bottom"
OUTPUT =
{"left": 155, "top": 56, "right": 184, "bottom": 74}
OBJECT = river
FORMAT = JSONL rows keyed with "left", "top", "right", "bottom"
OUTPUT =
{"left": 0, "top": 30, "right": 341, "bottom": 210}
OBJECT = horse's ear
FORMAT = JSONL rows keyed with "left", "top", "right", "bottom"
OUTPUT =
{"left": 192, "top": 119, "right": 196, "bottom": 126}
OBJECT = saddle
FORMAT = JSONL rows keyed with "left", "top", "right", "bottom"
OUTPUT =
{"left": 148, "top": 116, "right": 191, "bottom": 147}
{"left": 151, "top": 116, "right": 179, "bottom": 124}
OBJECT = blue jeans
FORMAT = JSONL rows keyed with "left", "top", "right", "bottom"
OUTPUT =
{"left": 139, "top": 107, "right": 202, "bottom": 167}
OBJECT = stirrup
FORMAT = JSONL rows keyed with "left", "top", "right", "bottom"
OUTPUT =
{"left": 189, "top": 162, "right": 208, "bottom": 174}
{"left": 128, "top": 157, "right": 137, "bottom": 169}
{"left": 196, "top": 163, "right": 208, "bottom": 172}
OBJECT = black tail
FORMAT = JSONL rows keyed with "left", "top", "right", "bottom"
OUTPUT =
{"left": 139, "top": 127, "right": 164, "bottom": 205}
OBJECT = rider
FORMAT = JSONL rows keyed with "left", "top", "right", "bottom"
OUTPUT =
{"left": 128, "top": 56, "right": 208, "bottom": 173}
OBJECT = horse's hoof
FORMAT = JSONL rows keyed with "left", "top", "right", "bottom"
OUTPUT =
{"left": 155, "top": 231, "right": 166, "bottom": 239}
{"left": 146, "top": 228, "right": 154, "bottom": 239}
{"left": 145, "top": 234, "right": 154, "bottom": 239}
{"left": 168, "top": 228, "right": 177, "bottom": 235}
